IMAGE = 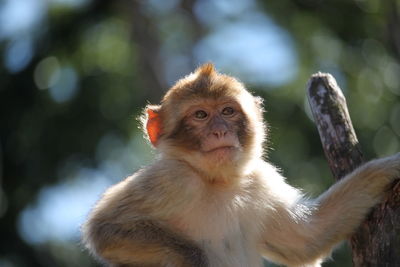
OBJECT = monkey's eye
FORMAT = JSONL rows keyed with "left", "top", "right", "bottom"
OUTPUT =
{"left": 221, "top": 107, "right": 235, "bottom": 116}
{"left": 194, "top": 110, "right": 208, "bottom": 120}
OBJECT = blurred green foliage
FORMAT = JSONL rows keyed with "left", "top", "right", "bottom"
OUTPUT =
{"left": 0, "top": 0, "right": 399, "bottom": 266}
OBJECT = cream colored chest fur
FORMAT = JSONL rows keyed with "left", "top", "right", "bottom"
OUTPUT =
{"left": 167, "top": 182, "right": 264, "bottom": 267}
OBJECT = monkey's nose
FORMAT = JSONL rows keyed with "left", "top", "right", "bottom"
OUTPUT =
{"left": 212, "top": 130, "right": 227, "bottom": 139}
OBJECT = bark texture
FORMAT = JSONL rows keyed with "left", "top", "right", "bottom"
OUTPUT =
{"left": 306, "top": 73, "right": 400, "bottom": 266}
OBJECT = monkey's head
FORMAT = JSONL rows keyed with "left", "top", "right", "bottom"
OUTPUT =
{"left": 142, "top": 63, "right": 266, "bottom": 182}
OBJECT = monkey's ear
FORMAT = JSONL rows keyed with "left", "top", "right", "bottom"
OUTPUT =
{"left": 145, "top": 105, "right": 162, "bottom": 147}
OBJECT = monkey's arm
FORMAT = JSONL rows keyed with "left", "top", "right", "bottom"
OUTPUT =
{"left": 82, "top": 169, "right": 208, "bottom": 267}
{"left": 260, "top": 153, "right": 400, "bottom": 266}
{"left": 84, "top": 218, "right": 207, "bottom": 267}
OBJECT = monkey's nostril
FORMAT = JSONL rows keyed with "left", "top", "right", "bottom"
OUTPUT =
{"left": 213, "top": 131, "right": 228, "bottom": 139}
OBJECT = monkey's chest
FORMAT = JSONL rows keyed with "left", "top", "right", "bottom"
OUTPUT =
{"left": 168, "top": 200, "right": 262, "bottom": 267}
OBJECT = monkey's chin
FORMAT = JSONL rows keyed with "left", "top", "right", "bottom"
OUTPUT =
{"left": 203, "top": 146, "right": 238, "bottom": 163}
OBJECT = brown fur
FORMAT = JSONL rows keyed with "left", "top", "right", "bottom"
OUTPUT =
{"left": 82, "top": 64, "right": 400, "bottom": 267}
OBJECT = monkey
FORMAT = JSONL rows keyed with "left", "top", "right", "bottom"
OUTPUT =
{"left": 82, "top": 63, "right": 400, "bottom": 267}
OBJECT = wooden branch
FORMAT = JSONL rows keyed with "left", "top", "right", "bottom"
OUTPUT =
{"left": 307, "top": 73, "right": 400, "bottom": 266}
{"left": 306, "top": 73, "right": 364, "bottom": 179}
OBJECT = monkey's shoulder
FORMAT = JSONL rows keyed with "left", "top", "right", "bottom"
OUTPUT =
{"left": 248, "top": 160, "right": 304, "bottom": 207}
{"left": 112, "top": 159, "right": 205, "bottom": 215}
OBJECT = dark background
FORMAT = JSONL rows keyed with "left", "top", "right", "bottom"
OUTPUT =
{"left": 1, "top": 0, "right": 400, "bottom": 266}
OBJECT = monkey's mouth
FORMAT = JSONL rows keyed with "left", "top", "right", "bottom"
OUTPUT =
{"left": 203, "top": 146, "right": 238, "bottom": 157}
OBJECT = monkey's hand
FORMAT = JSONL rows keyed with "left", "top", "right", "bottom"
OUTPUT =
{"left": 364, "top": 152, "right": 400, "bottom": 183}
{"left": 83, "top": 219, "right": 208, "bottom": 267}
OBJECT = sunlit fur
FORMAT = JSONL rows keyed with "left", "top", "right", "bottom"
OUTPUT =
{"left": 83, "top": 63, "right": 400, "bottom": 267}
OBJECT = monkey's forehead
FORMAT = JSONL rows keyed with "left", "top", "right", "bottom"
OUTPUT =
{"left": 164, "top": 65, "right": 249, "bottom": 98}
{"left": 175, "top": 97, "right": 242, "bottom": 112}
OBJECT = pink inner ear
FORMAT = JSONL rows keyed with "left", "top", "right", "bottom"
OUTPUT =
{"left": 147, "top": 109, "right": 158, "bottom": 119}
{"left": 146, "top": 109, "right": 161, "bottom": 146}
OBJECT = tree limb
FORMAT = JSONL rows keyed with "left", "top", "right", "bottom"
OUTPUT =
{"left": 306, "top": 73, "right": 400, "bottom": 266}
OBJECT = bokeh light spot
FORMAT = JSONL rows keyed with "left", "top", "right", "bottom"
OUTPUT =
{"left": 0, "top": 0, "right": 46, "bottom": 39}
{"left": 34, "top": 57, "right": 61, "bottom": 90}
{"left": 373, "top": 126, "right": 399, "bottom": 157}
{"left": 79, "top": 19, "right": 133, "bottom": 75}
{"left": 390, "top": 104, "right": 400, "bottom": 136}
{"left": 194, "top": 14, "right": 298, "bottom": 87}
{"left": 4, "top": 37, "right": 33, "bottom": 73}
{"left": 382, "top": 61, "right": 400, "bottom": 96}
{"left": 50, "top": 0, "right": 91, "bottom": 8}
{"left": 49, "top": 66, "right": 79, "bottom": 103}
{"left": 18, "top": 170, "right": 112, "bottom": 245}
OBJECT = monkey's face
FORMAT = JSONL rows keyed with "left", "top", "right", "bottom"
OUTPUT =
{"left": 143, "top": 63, "right": 266, "bottom": 179}
{"left": 167, "top": 97, "right": 250, "bottom": 164}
